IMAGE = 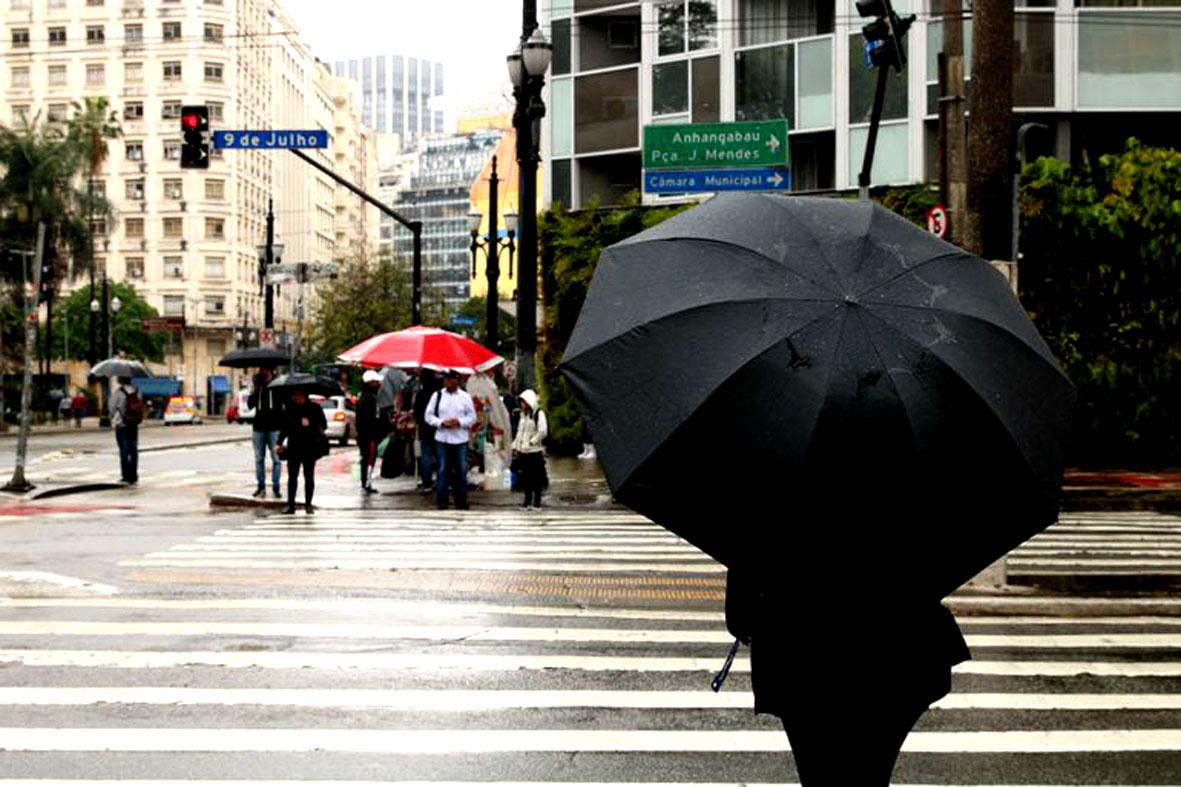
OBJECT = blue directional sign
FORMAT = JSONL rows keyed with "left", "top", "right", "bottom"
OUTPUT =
{"left": 643, "top": 167, "right": 791, "bottom": 195}
{"left": 214, "top": 130, "right": 329, "bottom": 150}
{"left": 450, "top": 316, "right": 478, "bottom": 327}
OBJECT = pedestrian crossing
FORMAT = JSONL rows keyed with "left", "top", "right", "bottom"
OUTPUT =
{"left": 1009, "top": 510, "right": 1181, "bottom": 578}
{"left": 0, "top": 508, "right": 1178, "bottom": 784}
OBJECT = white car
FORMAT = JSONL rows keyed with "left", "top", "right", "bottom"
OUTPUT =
{"left": 163, "top": 396, "right": 204, "bottom": 425}
{"left": 314, "top": 394, "right": 356, "bottom": 446}
{"left": 233, "top": 389, "right": 255, "bottom": 423}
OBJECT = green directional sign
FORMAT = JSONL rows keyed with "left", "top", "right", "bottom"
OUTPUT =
{"left": 643, "top": 119, "right": 789, "bottom": 171}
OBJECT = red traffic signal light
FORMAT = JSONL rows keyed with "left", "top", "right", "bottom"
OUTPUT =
{"left": 180, "top": 105, "right": 209, "bottom": 169}
{"left": 181, "top": 113, "right": 200, "bottom": 131}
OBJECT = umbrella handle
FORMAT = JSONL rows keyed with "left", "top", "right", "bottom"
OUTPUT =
{"left": 710, "top": 637, "right": 742, "bottom": 693}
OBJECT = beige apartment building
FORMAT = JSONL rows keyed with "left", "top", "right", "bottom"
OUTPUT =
{"left": 2, "top": 0, "right": 374, "bottom": 410}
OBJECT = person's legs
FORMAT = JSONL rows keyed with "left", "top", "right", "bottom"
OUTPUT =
{"left": 781, "top": 700, "right": 925, "bottom": 787}
{"left": 115, "top": 427, "right": 130, "bottom": 481}
{"left": 434, "top": 442, "right": 448, "bottom": 509}
{"left": 358, "top": 439, "right": 371, "bottom": 489}
{"left": 303, "top": 458, "right": 316, "bottom": 508}
{"left": 453, "top": 442, "right": 468, "bottom": 509}
{"left": 286, "top": 458, "right": 300, "bottom": 512}
{"left": 267, "top": 432, "right": 282, "bottom": 494}
{"left": 126, "top": 425, "right": 139, "bottom": 483}
{"left": 252, "top": 431, "right": 267, "bottom": 492}
{"left": 420, "top": 438, "right": 435, "bottom": 487}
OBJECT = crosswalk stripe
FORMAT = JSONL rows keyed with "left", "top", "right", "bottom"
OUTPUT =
{"left": 1, "top": 649, "right": 1179, "bottom": 675}
{"left": 164, "top": 545, "right": 705, "bottom": 555}
{"left": 0, "top": 728, "right": 1179, "bottom": 753}
{"left": 118, "top": 558, "right": 727, "bottom": 572}
{"left": 0, "top": 687, "right": 1178, "bottom": 711}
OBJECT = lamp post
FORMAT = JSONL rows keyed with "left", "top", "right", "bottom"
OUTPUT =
{"left": 90, "top": 291, "right": 120, "bottom": 427}
{"left": 256, "top": 234, "right": 284, "bottom": 337}
{"left": 508, "top": 13, "right": 552, "bottom": 392}
{"left": 469, "top": 155, "right": 517, "bottom": 352}
{"left": 108, "top": 295, "right": 121, "bottom": 358}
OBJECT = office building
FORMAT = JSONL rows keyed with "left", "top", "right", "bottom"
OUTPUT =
{"left": 332, "top": 54, "right": 445, "bottom": 149}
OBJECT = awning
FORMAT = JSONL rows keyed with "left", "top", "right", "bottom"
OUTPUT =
{"left": 208, "top": 375, "right": 230, "bottom": 394}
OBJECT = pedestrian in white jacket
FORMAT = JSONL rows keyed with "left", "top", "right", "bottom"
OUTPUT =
{"left": 511, "top": 389, "right": 547, "bottom": 509}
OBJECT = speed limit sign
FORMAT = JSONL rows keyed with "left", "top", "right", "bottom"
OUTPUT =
{"left": 926, "top": 204, "right": 949, "bottom": 239}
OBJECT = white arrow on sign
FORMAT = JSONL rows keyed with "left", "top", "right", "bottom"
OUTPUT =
{"left": 766, "top": 134, "right": 782, "bottom": 155}
{"left": 767, "top": 172, "right": 785, "bottom": 187}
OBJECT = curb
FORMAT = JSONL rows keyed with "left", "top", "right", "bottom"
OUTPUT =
{"left": 31, "top": 482, "right": 127, "bottom": 500}
{"left": 139, "top": 435, "right": 250, "bottom": 454}
{"left": 1061, "top": 488, "right": 1181, "bottom": 512}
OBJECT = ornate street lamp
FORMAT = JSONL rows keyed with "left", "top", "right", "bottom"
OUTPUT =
{"left": 468, "top": 156, "right": 517, "bottom": 352}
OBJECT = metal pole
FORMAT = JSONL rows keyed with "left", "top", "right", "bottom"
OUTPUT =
{"left": 265, "top": 199, "right": 275, "bottom": 329}
{"left": 87, "top": 178, "right": 96, "bottom": 365}
{"left": 411, "top": 223, "right": 422, "bottom": 325}
{"left": 4, "top": 223, "right": 45, "bottom": 493}
{"left": 98, "top": 272, "right": 111, "bottom": 426}
{"left": 515, "top": 0, "right": 541, "bottom": 392}
{"left": 858, "top": 65, "right": 891, "bottom": 202}
{"left": 1012, "top": 122, "right": 1048, "bottom": 267}
{"left": 486, "top": 156, "right": 500, "bottom": 351}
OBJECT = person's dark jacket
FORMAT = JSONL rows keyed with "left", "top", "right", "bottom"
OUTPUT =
{"left": 248, "top": 375, "right": 283, "bottom": 433}
{"left": 413, "top": 376, "right": 439, "bottom": 443}
{"left": 278, "top": 398, "right": 327, "bottom": 460}
{"left": 355, "top": 386, "right": 383, "bottom": 443}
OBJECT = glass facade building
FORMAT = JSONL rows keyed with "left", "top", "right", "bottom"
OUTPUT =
{"left": 543, "top": 0, "right": 1181, "bottom": 208}
{"left": 334, "top": 55, "right": 445, "bottom": 149}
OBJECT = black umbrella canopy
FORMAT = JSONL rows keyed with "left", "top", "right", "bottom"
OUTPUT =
{"left": 218, "top": 347, "right": 290, "bottom": 369}
{"left": 268, "top": 372, "right": 341, "bottom": 397}
{"left": 563, "top": 194, "right": 1075, "bottom": 597}
{"left": 90, "top": 358, "right": 152, "bottom": 379}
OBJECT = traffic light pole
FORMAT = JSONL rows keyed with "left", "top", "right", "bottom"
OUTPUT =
{"left": 287, "top": 148, "right": 423, "bottom": 325}
{"left": 858, "top": 63, "right": 890, "bottom": 202}
{"left": 264, "top": 200, "right": 275, "bottom": 330}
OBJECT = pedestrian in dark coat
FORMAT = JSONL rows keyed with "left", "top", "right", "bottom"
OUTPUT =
{"left": 725, "top": 570, "right": 969, "bottom": 786}
{"left": 276, "top": 389, "right": 328, "bottom": 514}
{"left": 355, "top": 370, "right": 385, "bottom": 493}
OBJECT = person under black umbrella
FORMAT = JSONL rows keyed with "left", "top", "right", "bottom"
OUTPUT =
{"left": 275, "top": 387, "right": 328, "bottom": 514}
{"left": 356, "top": 370, "right": 385, "bottom": 494}
{"left": 247, "top": 366, "right": 283, "bottom": 498}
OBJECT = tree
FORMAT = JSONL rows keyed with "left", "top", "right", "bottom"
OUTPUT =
{"left": 50, "top": 282, "right": 165, "bottom": 363}
{"left": 303, "top": 251, "right": 416, "bottom": 367}
{"left": 1019, "top": 140, "right": 1181, "bottom": 463}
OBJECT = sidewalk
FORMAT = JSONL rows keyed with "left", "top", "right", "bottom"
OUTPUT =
{"left": 1061, "top": 468, "right": 1181, "bottom": 511}
{"left": 0, "top": 418, "right": 169, "bottom": 439}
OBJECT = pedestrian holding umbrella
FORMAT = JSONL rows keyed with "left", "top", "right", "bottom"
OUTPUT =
{"left": 270, "top": 374, "right": 337, "bottom": 514}
{"left": 562, "top": 194, "right": 1074, "bottom": 785}
{"left": 90, "top": 358, "right": 151, "bottom": 379}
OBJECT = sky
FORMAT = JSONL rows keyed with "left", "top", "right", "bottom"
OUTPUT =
{"left": 279, "top": 0, "right": 526, "bottom": 128}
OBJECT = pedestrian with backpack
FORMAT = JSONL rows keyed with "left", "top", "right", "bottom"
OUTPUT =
{"left": 511, "top": 389, "right": 548, "bottom": 510}
{"left": 424, "top": 369, "right": 476, "bottom": 510}
{"left": 110, "top": 375, "right": 144, "bottom": 485}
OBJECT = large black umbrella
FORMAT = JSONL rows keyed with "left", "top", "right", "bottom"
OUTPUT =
{"left": 218, "top": 347, "right": 290, "bottom": 369}
{"left": 90, "top": 358, "right": 151, "bottom": 378}
{"left": 563, "top": 194, "right": 1074, "bottom": 597}
{"left": 268, "top": 372, "right": 341, "bottom": 398}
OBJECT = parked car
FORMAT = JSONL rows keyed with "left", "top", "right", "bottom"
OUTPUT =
{"left": 314, "top": 394, "right": 355, "bottom": 445}
{"left": 163, "top": 396, "right": 203, "bottom": 425}
{"left": 227, "top": 389, "right": 254, "bottom": 424}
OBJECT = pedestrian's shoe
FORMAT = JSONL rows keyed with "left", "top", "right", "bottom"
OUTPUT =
{"left": 519, "top": 505, "right": 532, "bottom": 511}
{"left": 273, "top": 487, "right": 282, "bottom": 498}
{"left": 282, "top": 506, "right": 296, "bottom": 515}
{"left": 531, "top": 504, "right": 543, "bottom": 510}
{"left": 305, "top": 503, "right": 314, "bottom": 514}
{"left": 363, "top": 485, "right": 377, "bottom": 494}
{"left": 252, "top": 488, "right": 266, "bottom": 498}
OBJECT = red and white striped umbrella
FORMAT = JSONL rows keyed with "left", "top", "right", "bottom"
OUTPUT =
{"left": 337, "top": 326, "right": 503, "bottom": 375}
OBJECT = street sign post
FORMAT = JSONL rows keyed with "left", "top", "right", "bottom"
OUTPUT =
{"left": 214, "top": 130, "right": 329, "bottom": 150}
{"left": 643, "top": 120, "right": 789, "bottom": 171}
{"left": 645, "top": 167, "right": 791, "bottom": 195}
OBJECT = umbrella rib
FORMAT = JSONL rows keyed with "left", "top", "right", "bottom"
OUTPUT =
{"left": 854, "top": 250, "right": 968, "bottom": 301}
{"left": 753, "top": 194, "right": 846, "bottom": 296}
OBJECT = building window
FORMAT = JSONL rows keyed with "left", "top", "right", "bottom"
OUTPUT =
{"left": 653, "top": 61, "right": 689, "bottom": 116}
{"left": 48, "top": 0, "right": 65, "bottom": 7}
{"left": 124, "top": 102, "right": 144, "bottom": 121}
{"left": 163, "top": 178, "right": 183, "bottom": 199}
{"left": 10, "top": 67, "right": 30, "bottom": 88}
{"left": 204, "top": 256, "right": 226, "bottom": 279}
{"left": 48, "top": 64, "right": 67, "bottom": 86}
{"left": 204, "top": 24, "right": 223, "bottom": 43}
{"left": 87, "top": 0, "right": 104, "bottom": 5}
{"left": 12, "top": 105, "right": 30, "bottom": 124}
{"left": 164, "top": 140, "right": 181, "bottom": 160}
{"left": 205, "top": 179, "right": 225, "bottom": 200}
{"left": 125, "top": 257, "right": 144, "bottom": 279}
{"left": 90, "top": 218, "right": 107, "bottom": 236}
{"left": 163, "top": 218, "right": 183, "bottom": 238}
{"left": 163, "top": 61, "right": 182, "bottom": 81}
{"left": 11, "top": 28, "right": 29, "bottom": 48}
{"left": 162, "top": 101, "right": 181, "bottom": 120}
{"left": 1078, "top": 10, "right": 1181, "bottom": 108}
{"left": 125, "top": 218, "right": 145, "bottom": 238}
{"left": 205, "top": 295, "right": 226, "bottom": 316}
{"left": 204, "top": 62, "right": 224, "bottom": 83}
{"left": 47, "top": 104, "right": 68, "bottom": 123}
{"left": 48, "top": 27, "right": 66, "bottom": 46}
{"left": 86, "top": 25, "right": 105, "bottom": 45}
{"left": 575, "top": 69, "right": 640, "bottom": 154}
{"left": 849, "top": 34, "right": 907, "bottom": 123}
{"left": 658, "top": 0, "right": 718, "bottom": 55}
{"left": 163, "top": 296, "right": 185, "bottom": 317}
{"left": 126, "top": 141, "right": 144, "bottom": 161}
{"left": 125, "top": 24, "right": 143, "bottom": 45}
{"left": 125, "top": 62, "right": 143, "bottom": 83}
{"left": 164, "top": 256, "right": 184, "bottom": 278}
{"left": 10, "top": 0, "right": 29, "bottom": 8}
{"left": 162, "top": 22, "right": 181, "bottom": 41}
{"left": 552, "top": 19, "right": 571, "bottom": 75}
{"left": 692, "top": 55, "right": 721, "bottom": 123}
{"left": 736, "top": 43, "right": 794, "bottom": 123}
{"left": 737, "top": 0, "right": 834, "bottom": 47}
{"left": 125, "top": 179, "right": 145, "bottom": 200}
{"left": 92, "top": 180, "right": 106, "bottom": 198}
{"left": 579, "top": 11, "right": 642, "bottom": 71}
{"left": 208, "top": 102, "right": 224, "bottom": 122}
{"left": 205, "top": 218, "right": 225, "bottom": 239}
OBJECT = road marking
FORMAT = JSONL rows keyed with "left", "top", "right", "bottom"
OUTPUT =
{"left": 0, "top": 650, "right": 1177, "bottom": 676}
{"left": 0, "top": 783, "right": 1171, "bottom": 787}
{"left": 1008, "top": 558, "right": 1181, "bottom": 567}
{"left": 117, "top": 558, "right": 726, "bottom": 572}
{"left": 0, "top": 571, "right": 118, "bottom": 595}
{"left": 0, "top": 728, "right": 1179, "bottom": 753}
{"left": 0, "top": 687, "right": 1178, "bottom": 711}
{"left": 165, "top": 545, "right": 705, "bottom": 555}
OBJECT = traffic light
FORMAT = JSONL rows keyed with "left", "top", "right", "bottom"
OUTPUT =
{"left": 857, "top": 0, "right": 915, "bottom": 73}
{"left": 180, "top": 105, "right": 209, "bottom": 169}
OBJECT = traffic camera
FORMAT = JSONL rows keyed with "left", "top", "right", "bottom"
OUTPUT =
{"left": 180, "top": 105, "right": 210, "bottom": 169}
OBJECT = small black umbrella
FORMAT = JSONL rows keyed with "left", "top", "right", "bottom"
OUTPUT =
{"left": 268, "top": 372, "right": 341, "bottom": 398}
{"left": 218, "top": 347, "right": 290, "bottom": 369}
{"left": 563, "top": 194, "right": 1074, "bottom": 597}
{"left": 90, "top": 358, "right": 151, "bottom": 379}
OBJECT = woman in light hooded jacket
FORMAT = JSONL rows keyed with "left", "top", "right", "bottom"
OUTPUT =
{"left": 511, "top": 389, "right": 547, "bottom": 510}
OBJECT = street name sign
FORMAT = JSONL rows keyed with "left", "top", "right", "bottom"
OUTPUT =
{"left": 141, "top": 316, "right": 185, "bottom": 332}
{"left": 214, "top": 130, "right": 329, "bottom": 150}
{"left": 644, "top": 167, "right": 791, "bottom": 195}
{"left": 643, "top": 120, "right": 789, "bottom": 170}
